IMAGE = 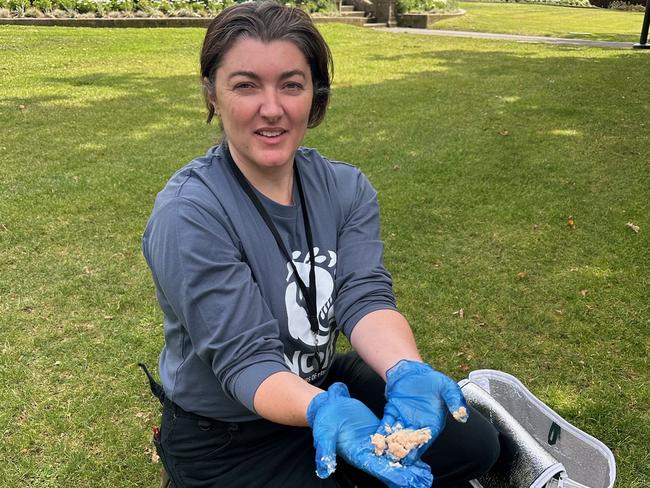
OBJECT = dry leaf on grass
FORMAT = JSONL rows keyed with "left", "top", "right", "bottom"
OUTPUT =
{"left": 145, "top": 446, "right": 160, "bottom": 464}
{"left": 567, "top": 216, "right": 576, "bottom": 229}
{"left": 452, "top": 308, "right": 465, "bottom": 319}
{"left": 625, "top": 222, "right": 640, "bottom": 233}
{"left": 579, "top": 289, "right": 588, "bottom": 297}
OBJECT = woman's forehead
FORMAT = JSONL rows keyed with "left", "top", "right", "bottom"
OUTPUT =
{"left": 218, "top": 38, "right": 311, "bottom": 78}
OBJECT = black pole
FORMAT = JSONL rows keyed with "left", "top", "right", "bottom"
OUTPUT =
{"left": 634, "top": 0, "right": 650, "bottom": 49}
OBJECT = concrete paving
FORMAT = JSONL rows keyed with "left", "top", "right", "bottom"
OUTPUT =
{"left": 376, "top": 27, "right": 635, "bottom": 49}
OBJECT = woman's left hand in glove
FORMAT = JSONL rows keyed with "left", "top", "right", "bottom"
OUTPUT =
{"left": 308, "top": 382, "right": 433, "bottom": 488}
{"left": 378, "top": 360, "right": 469, "bottom": 465}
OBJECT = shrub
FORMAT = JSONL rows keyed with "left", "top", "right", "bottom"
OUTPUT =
{"left": 150, "top": 0, "right": 173, "bottom": 13}
{"left": 397, "top": 0, "right": 459, "bottom": 13}
{"left": 298, "top": 0, "right": 336, "bottom": 13}
{"left": 110, "top": 0, "right": 133, "bottom": 11}
{"left": 74, "top": 0, "right": 95, "bottom": 11}
{"left": 608, "top": 0, "right": 644, "bottom": 9}
{"left": 24, "top": 5, "right": 44, "bottom": 14}
{"left": 476, "top": 0, "right": 591, "bottom": 7}
{"left": 0, "top": 5, "right": 11, "bottom": 14}
{"left": 55, "top": 0, "right": 75, "bottom": 10}
{"left": 205, "top": 0, "right": 232, "bottom": 13}
{"left": 170, "top": 6, "right": 199, "bottom": 15}
{"left": 187, "top": 0, "right": 205, "bottom": 13}
{"left": 32, "top": 0, "right": 53, "bottom": 11}
{"left": 8, "top": 0, "right": 29, "bottom": 13}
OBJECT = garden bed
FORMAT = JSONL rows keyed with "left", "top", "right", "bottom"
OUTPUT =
{"left": 0, "top": 14, "right": 365, "bottom": 25}
{"left": 0, "top": 0, "right": 339, "bottom": 21}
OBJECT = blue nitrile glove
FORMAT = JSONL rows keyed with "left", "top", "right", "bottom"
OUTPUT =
{"left": 379, "top": 360, "right": 469, "bottom": 465}
{"left": 307, "top": 382, "right": 433, "bottom": 488}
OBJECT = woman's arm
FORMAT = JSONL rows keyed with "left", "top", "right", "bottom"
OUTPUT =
{"left": 253, "top": 372, "right": 323, "bottom": 426}
{"left": 349, "top": 309, "right": 422, "bottom": 380}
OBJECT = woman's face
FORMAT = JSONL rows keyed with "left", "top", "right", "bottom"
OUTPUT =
{"left": 213, "top": 38, "right": 314, "bottom": 175}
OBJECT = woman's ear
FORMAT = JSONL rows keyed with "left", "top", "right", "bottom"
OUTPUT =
{"left": 203, "top": 76, "right": 218, "bottom": 115}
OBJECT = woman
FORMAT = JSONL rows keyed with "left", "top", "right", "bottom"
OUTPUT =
{"left": 141, "top": 2, "right": 500, "bottom": 487}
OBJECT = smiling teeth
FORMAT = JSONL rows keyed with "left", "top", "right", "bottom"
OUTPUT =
{"left": 258, "top": 130, "right": 283, "bottom": 137}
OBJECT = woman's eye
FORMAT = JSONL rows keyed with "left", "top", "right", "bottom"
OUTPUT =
{"left": 284, "top": 82, "right": 304, "bottom": 91}
{"left": 234, "top": 82, "right": 255, "bottom": 90}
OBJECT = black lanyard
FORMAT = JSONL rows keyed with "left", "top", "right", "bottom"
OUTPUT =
{"left": 224, "top": 144, "right": 323, "bottom": 370}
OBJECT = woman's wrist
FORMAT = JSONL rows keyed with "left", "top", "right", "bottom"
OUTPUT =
{"left": 350, "top": 309, "right": 422, "bottom": 380}
{"left": 253, "top": 371, "right": 324, "bottom": 426}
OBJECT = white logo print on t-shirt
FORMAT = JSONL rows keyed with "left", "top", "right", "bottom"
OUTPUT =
{"left": 283, "top": 248, "right": 337, "bottom": 378}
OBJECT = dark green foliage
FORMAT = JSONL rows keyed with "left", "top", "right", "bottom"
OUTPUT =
{"left": 397, "top": 0, "right": 459, "bottom": 13}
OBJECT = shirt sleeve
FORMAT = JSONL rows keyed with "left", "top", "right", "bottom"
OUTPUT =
{"left": 142, "top": 196, "right": 289, "bottom": 413}
{"left": 333, "top": 169, "right": 397, "bottom": 338}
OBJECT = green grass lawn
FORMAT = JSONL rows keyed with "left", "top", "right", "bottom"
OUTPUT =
{"left": 1, "top": 23, "right": 649, "bottom": 487}
{"left": 429, "top": 2, "right": 647, "bottom": 42}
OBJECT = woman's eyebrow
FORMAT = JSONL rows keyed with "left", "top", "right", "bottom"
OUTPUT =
{"left": 227, "top": 70, "right": 307, "bottom": 81}
{"left": 279, "top": 70, "right": 307, "bottom": 80}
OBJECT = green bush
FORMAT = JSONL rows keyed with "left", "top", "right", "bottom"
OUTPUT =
{"left": 284, "top": 0, "right": 336, "bottom": 13}
{"left": 110, "top": 0, "right": 133, "bottom": 11}
{"left": 205, "top": 0, "right": 232, "bottom": 12}
{"left": 54, "top": 0, "right": 75, "bottom": 9}
{"left": 154, "top": 0, "right": 174, "bottom": 13}
{"left": 608, "top": 0, "right": 644, "bottom": 9}
{"left": 187, "top": 0, "right": 205, "bottom": 12}
{"left": 75, "top": 0, "right": 96, "bottom": 12}
{"left": 397, "top": 0, "right": 459, "bottom": 13}
{"left": 484, "top": 0, "right": 591, "bottom": 7}
{"left": 2, "top": 0, "right": 327, "bottom": 16}
{"left": 32, "top": 0, "right": 53, "bottom": 11}
{"left": 8, "top": 0, "right": 29, "bottom": 12}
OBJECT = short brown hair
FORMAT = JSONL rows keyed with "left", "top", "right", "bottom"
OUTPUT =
{"left": 200, "top": 0, "right": 333, "bottom": 128}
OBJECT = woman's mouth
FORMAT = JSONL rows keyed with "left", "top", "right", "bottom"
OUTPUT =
{"left": 255, "top": 129, "right": 286, "bottom": 138}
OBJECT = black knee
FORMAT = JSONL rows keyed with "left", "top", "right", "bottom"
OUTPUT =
{"left": 461, "top": 418, "right": 501, "bottom": 480}
{"left": 423, "top": 407, "right": 501, "bottom": 487}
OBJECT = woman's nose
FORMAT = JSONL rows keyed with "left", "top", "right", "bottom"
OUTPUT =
{"left": 259, "top": 89, "right": 283, "bottom": 119}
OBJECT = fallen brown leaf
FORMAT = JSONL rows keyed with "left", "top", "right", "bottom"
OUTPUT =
{"left": 516, "top": 271, "right": 528, "bottom": 280}
{"left": 144, "top": 446, "right": 160, "bottom": 464}
{"left": 625, "top": 222, "right": 640, "bottom": 233}
{"left": 579, "top": 289, "right": 588, "bottom": 297}
{"left": 567, "top": 216, "right": 576, "bottom": 229}
{"left": 453, "top": 308, "right": 465, "bottom": 319}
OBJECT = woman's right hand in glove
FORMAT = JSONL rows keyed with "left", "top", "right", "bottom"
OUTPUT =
{"left": 307, "top": 382, "right": 433, "bottom": 488}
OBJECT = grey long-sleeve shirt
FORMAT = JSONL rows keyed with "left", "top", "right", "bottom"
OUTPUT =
{"left": 142, "top": 144, "right": 396, "bottom": 421}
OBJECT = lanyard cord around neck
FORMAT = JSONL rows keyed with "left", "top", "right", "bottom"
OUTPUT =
{"left": 224, "top": 144, "right": 322, "bottom": 372}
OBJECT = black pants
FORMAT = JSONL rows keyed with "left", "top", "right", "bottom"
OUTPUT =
{"left": 155, "top": 353, "right": 500, "bottom": 488}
